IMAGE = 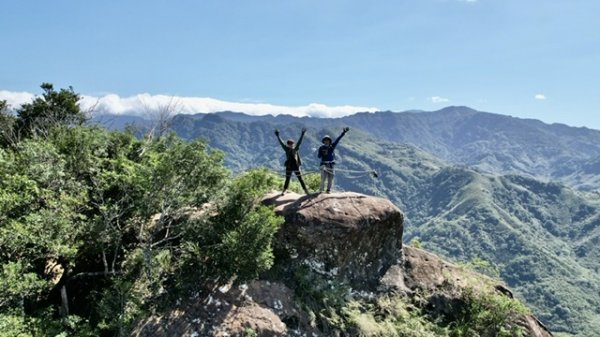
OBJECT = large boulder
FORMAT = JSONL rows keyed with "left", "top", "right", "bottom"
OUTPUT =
{"left": 263, "top": 191, "right": 404, "bottom": 289}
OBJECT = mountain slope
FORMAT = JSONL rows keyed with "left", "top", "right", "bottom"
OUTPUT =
{"left": 414, "top": 170, "right": 600, "bottom": 334}
{"left": 98, "top": 106, "right": 600, "bottom": 190}
{"left": 96, "top": 111, "right": 600, "bottom": 335}
{"left": 340, "top": 107, "right": 600, "bottom": 190}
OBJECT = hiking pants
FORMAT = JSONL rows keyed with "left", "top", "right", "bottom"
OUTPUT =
{"left": 284, "top": 169, "right": 308, "bottom": 192}
{"left": 320, "top": 164, "right": 334, "bottom": 192}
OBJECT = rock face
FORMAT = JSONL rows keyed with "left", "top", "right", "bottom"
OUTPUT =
{"left": 400, "top": 246, "right": 553, "bottom": 337}
{"left": 131, "top": 281, "right": 300, "bottom": 337}
{"left": 132, "top": 191, "right": 553, "bottom": 337}
{"left": 263, "top": 191, "right": 404, "bottom": 289}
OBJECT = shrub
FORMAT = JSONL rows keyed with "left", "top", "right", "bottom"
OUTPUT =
{"left": 449, "top": 288, "right": 528, "bottom": 337}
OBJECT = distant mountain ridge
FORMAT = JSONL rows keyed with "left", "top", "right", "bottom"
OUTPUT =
{"left": 95, "top": 106, "right": 600, "bottom": 190}
{"left": 342, "top": 106, "right": 600, "bottom": 190}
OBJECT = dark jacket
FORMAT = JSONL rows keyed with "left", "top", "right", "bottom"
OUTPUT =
{"left": 318, "top": 131, "right": 346, "bottom": 164}
{"left": 277, "top": 132, "right": 305, "bottom": 170}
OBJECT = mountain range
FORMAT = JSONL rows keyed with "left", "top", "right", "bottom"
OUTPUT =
{"left": 94, "top": 106, "right": 600, "bottom": 336}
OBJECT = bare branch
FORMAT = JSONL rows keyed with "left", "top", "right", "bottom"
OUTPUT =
{"left": 140, "top": 95, "right": 181, "bottom": 139}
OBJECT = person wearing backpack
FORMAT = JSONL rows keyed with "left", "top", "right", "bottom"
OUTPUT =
{"left": 275, "top": 128, "right": 309, "bottom": 195}
{"left": 318, "top": 127, "right": 349, "bottom": 193}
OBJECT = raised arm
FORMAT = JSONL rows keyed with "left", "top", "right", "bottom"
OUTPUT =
{"left": 332, "top": 127, "right": 349, "bottom": 148}
{"left": 295, "top": 128, "right": 307, "bottom": 150}
{"left": 274, "top": 129, "right": 286, "bottom": 150}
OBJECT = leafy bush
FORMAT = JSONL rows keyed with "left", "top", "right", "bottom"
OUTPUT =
{"left": 449, "top": 288, "right": 528, "bottom": 337}
{"left": 0, "top": 84, "right": 286, "bottom": 336}
{"left": 178, "top": 169, "right": 284, "bottom": 285}
{"left": 460, "top": 257, "right": 500, "bottom": 279}
{"left": 344, "top": 296, "right": 450, "bottom": 337}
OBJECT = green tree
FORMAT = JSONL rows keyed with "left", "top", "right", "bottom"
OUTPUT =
{"left": 0, "top": 140, "right": 87, "bottom": 313}
{"left": 15, "top": 83, "right": 86, "bottom": 139}
{"left": 176, "top": 168, "right": 284, "bottom": 288}
{"left": 0, "top": 100, "right": 17, "bottom": 147}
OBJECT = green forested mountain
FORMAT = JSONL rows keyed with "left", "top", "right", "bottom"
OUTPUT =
{"left": 144, "top": 112, "right": 600, "bottom": 336}
{"left": 342, "top": 107, "right": 600, "bottom": 191}
{"left": 127, "top": 106, "right": 600, "bottom": 190}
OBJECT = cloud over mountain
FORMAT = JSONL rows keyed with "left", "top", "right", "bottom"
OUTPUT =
{"left": 0, "top": 90, "right": 35, "bottom": 109}
{"left": 0, "top": 91, "right": 379, "bottom": 118}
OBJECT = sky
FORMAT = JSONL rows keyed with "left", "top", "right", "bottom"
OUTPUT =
{"left": 1, "top": 0, "right": 599, "bottom": 127}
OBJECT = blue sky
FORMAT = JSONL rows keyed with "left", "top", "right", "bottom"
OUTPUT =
{"left": 1, "top": 0, "right": 599, "bottom": 128}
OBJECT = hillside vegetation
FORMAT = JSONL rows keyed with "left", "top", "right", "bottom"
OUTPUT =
{"left": 148, "top": 111, "right": 600, "bottom": 336}
{"left": 0, "top": 85, "right": 284, "bottom": 336}
{"left": 147, "top": 107, "right": 600, "bottom": 190}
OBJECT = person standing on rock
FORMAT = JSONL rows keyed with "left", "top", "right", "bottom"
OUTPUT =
{"left": 318, "top": 127, "right": 349, "bottom": 193}
{"left": 275, "top": 128, "right": 310, "bottom": 195}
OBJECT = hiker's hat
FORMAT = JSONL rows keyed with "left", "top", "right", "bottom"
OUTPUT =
{"left": 322, "top": 135, "right": 332, "bottom": 143}
{"left": 287, "top": 139, "right": 295, "bottom": 145}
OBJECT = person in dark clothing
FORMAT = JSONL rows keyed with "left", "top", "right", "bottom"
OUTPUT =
{"left": 318, "top": 127, "right": 349, "bottom": 193}
{"left": 275, "top": 128, "right": 309, "bottom": 195}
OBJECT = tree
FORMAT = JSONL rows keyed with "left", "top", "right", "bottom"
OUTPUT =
{"left": 0, "top": 100, "right": 17, "bottom": 146}
{"left": 15, "top": 83, "right": 86, "bottom": 139}
{"left": 141, "top": 96, "right": 181, "bottom": 140}
{"left": 0, "top": 140, "right": 87, "bottom": 317}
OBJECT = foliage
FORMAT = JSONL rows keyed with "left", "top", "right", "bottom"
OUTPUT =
{"left": 460, "top": 257, "right": 500, "bottom": 279}
{"left": 0, "top": 262, "right": 48, "bottom": 310}
{"left": 0, "top": 84, "right": 285, "bottom": 336}
{"left": 289, "top": 265, "right": 527, "bottom": 337}
{"left": 303, "top": 172, "right": 322, "bottom": 191}
{"left": 177, "top": 168, "right": 284, "bottom": 287}
{"left": 291, "top": 265, "right": 351, "bottom": 332}
{"left": 276, "top": 171, "right": 321, "bottom": 193}
{"left": 449, "top": 288, "right": 528, "bottom": 337}
{"left": 242, "top": 327, "right": 258, "bottom": 337}
{"left": 14, "top": 83, "right": 87, "bottom": 140}
{"left": 289, "top": 267, "right": 443, "bottom": 337}
{"left": 0, "top": 100, "right": 17, "bottom": 147}
{"left": 344, "top": 296, "right": 450, "bottom": 337}
{"left": 409, "top": 237, "right": 423, "bottom": 249}
{"left": 0, "top": 311, "right": 97, "bottom": 337}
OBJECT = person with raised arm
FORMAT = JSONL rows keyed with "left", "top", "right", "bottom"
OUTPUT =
{"left": 318, "top": 127, "right": 349, "bottom": 193}
{"left": 275, "top": 128, "right": 310, "bottom": 195}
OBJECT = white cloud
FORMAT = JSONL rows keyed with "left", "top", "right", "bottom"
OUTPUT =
{"left": 1, "top": 91, "right": 379, "bottom": 118}
{"left": 430, "top": 96, "right": 450, "bottom": 103}
{"left": 0, "top": 90, "right": 35, "bottom": 110}
{"left": 534, "top": 94, "right": 547, "bottom": 100}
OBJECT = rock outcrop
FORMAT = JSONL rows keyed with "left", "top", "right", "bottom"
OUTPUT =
{"left": 263, "top": 191, "right": 404, "bottom": 289}
{"left": 131, "top": 280, "right": 303, "bottom": 337}
{"left": 132, "top": 191, "right": 552, "bottom": 337}
{"left": 400, "top": 246, "right": 553, "bottom": 337}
